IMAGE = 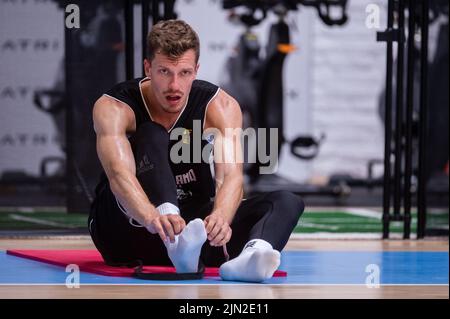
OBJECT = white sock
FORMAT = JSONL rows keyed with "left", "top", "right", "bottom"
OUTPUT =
{"left": 156, "top": 202, "right": 180, "bottom": 215}
{"left": 219, "top": 239, "right": 281, "bottom": 283}
{"left": 164, "top": 218, "right": 207, "bottom": 273}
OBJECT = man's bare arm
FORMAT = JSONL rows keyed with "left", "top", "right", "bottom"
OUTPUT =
{"left": 204, "top": 90, "right": 244, "bottom": 246}
{"left": 93, "top": 95, "right": 183, "bottom": 242}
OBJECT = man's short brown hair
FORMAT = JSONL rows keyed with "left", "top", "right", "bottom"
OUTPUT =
{"left": 147, "top": 19, "right": 200, "bottom": 63}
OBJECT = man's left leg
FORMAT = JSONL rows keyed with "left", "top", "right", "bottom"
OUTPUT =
{"left": 217, "top": 190, "right": 304, "bottom": 282}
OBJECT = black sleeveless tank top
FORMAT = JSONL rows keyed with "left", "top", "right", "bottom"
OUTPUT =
{"left": 101, "top": 77, "right": 220, "bottom": 203}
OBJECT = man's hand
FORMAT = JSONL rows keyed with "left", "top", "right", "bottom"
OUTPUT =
{"left": 146, "top": 214, "right": 186, "bottom": 243}
{"left": 204, "top": 212, "right": 232, "bottom": 247}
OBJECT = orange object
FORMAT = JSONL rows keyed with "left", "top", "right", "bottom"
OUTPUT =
{"left": 277, "top": 44, "right": 296, "bottom": 54}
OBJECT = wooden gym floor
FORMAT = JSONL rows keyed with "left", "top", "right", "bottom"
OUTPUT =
{"left": 0, "top": 237, "right": 447, "bottom": 299}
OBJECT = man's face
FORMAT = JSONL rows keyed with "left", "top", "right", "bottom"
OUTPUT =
{"left": 145, "top": 49, "right": 199, "bottom": 114}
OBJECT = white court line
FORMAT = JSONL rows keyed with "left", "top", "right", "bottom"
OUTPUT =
{"left": 298, "top": 223, "right": 340, "bottom": 231}
{"left": 340, "top": 208, "right": 382, "bottom": 219}
{"left": 8, "top": 214, "right": 78, "bottom": 229}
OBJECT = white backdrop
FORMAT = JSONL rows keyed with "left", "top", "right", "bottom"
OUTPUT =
{"left": 0, "top": 0, "right": 65, "bottom": 178}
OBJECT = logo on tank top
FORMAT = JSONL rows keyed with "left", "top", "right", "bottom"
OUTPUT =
{"left": 136, "top": 154, "right": 154, "bottom": 176}
{"left": 175, "top": 168, "right": 197, "bottom": 185}
{"left": 177, "top": 188, "right": 193, "bottom": 201}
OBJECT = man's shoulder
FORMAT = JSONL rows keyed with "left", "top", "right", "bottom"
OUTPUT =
{"left": 192, "top": 79, "right": 219, "bottom": 94}
{"left": 204, "top": 87, "right": 242, "bottom": 129}
{"left": 101, "top": 77, "right": 147, "bottom": 116}
{"left": 191, "top": 80, "right": 239, "bottom": 106}
{"left": 105, "top": 77, "right": 144, "bottom": 97}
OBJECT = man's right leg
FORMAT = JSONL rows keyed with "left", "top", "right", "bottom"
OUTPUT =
{"left": 130, "top": 121, "right": 179, "bottom": 211}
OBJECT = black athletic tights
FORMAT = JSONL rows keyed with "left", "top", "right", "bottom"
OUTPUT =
{"left": 88, "top": 121, "right": 304, "bottom": 267}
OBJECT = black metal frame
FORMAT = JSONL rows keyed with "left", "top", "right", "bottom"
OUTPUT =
{"left": 124, "top": 0, "right": 176, "bottom": 79}
{"left": 377, "top": 0, "right": 429, "bottom": 239}
{"left": 125, "top": 0, "right": 135, "bottom": 80}
{"left": 417, "top": 0, "right": 429, "bottom": 239}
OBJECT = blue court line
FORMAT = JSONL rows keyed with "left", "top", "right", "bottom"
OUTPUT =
{"left": 0, "top": 250, "right": 448, "bottom": 285}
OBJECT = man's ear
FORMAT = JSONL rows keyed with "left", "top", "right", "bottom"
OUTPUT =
{"left": 144, "top": 59, "right": 151, "bottom": 77}
{"left": 195, "top": 63, "right": 200, "bottom": 74}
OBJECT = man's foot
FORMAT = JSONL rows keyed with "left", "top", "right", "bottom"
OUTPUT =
{"left": 219, "top": 239, "right": 281, "bottom": 282}
{"left": 165, "top": 218, "right": 207, "bottom": 273}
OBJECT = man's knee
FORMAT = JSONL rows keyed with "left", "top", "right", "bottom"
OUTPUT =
{"left": 268, "top": 190, "right": 305, "bottom": 221}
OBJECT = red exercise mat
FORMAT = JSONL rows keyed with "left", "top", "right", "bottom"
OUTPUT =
{"left": 6, "top": 250, "right": 287, "bottom": 278}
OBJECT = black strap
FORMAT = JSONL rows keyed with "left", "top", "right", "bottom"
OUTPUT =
{"left": 132, "top": 260, "right": 205, "bottom": 281}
